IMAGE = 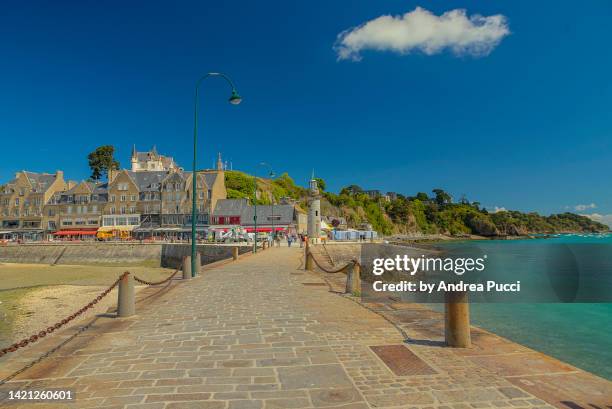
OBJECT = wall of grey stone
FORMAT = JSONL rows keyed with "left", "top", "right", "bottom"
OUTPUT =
{"left": 0, "top": 243, "right": 163, "bottom": 266}
{"left": 0, "top": 243, "right": 252, "bottom": 267}
{"left": 160, "top": 244, "right": 252, "bottom": 269}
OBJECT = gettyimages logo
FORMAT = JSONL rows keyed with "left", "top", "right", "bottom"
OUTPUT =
{"left": 361, "top": 241, "right": 612, "bottom": 303}
{"left": 372, "top": 254, "right": 487, "bottom": 276}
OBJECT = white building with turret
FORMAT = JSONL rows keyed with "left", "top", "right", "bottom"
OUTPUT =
{"left": 131, "top": 145, "right": 180, "bottom": 172}
{"left": 307, "top": 177, "right": 321, "bottom": 243}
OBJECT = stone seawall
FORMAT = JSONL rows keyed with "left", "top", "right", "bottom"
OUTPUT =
{"left": 0, "top": 243, "right": 253, "bottom": 267}
{"left": 160, "top": 244, "right": 253, "bottom": 269}
{"left": 0, "top": 243, "right": 163, "bottom": 266}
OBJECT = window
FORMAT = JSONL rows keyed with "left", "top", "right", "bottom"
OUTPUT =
{"left": 110, "top": 195, "right": 116, "bottom": 202}
{"left": 67, "top": 196, "right": 73, "bottom": 203}
{"left": 116, "top": 217, "right": 127, "bottom": 226}
{"left": 131, "top": 195, "right": 136, "bottom": 201}
{"left": 207, "top": 189, "right": 212, "bottom": 199}
{"left": 110, "top": 207, "right": 116, "bottom": 214}
{"left": 128, "top": 216, "right": 140, "bottom": 225}
{"left": 75, "top": 219, "right": 86, "bottom": 225}
{"left": 67, "top": 206, "right": 72, "bottom": 214}
{"left": 92, "top": 205, "right": 98, "bottom": 213}
{"left": 62, "top": 220, "right": 73, "bottom": 226}
{"left": 120, "top": 195, "right": 126, "bottom": 202}
{"left": 229, "top": 216, "right": 240, "bottom": 224}
{"left": 15, "top": 198, "right": 19, "bottom": 206}
{"left": 92, "top": 194, "right": 98, "bottom": 201}
{"left": 218, "top": 216, "right": 226, "bottom": 225}
{"left": 48, "top": 221, "right": 56, "bottom": 230}
{"left": 88, "top": 219, "right": 98, "bottom": 225}
{"left": 315, "top": 210, "right": 318, "bottom": 216}
{"left": 103, "top": 216, "right": 114, "bottom": 226}
{"left": 120, "top": 206, "right": 126, "bottom": 214}
{"left": 118, "top": 183, "right": 128, "bottom": 191}
{"left": 199, "top": 191, "right": 204, "bottom": 199}
{"left": 48, "top": 208, "right": 56, "bottom": 216}
{"left": 129, "top": 206, "right": 136, "bottom": 214}
{"left": 24, "top": 208, "right": 29, "bottom": 216}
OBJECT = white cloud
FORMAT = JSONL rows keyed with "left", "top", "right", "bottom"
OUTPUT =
{"left": 574, "top": 203, "right": 597, "bottom": 211}
{"left": 581, "top": 213, "right": 612, "bottom": 228}
{"left": 488, "top": 206, "right": 507, "bottom": 213}
{"left": 335, "top": 6, "right": 510, "bottom": 61}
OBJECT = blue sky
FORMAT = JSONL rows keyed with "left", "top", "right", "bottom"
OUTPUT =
{"left": 0, "top": 1, "right": 610, "bottom": 223}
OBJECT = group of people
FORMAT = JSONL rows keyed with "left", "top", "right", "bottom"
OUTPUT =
{"left": 267, "top": 233, "right": 308, "bottom": 248}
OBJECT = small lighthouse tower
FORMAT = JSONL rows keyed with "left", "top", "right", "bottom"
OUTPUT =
{"left": 307, "top": 174, "right": 321, "bottom": 244}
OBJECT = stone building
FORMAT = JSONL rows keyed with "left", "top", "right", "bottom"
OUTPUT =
{"left": 211, "top": 198, "right": 303, "bottom": 235}
{"left": 131, "top": 145, "right": 180, "bottom": 172}
{"left": 0, "top": 170, "right": 68, "bottom": 240}
{"left": 1, "top": 148, "right": 229, "bottom": 241}
{"left": 46, "top": 181, "right": 108, "bottom": 239}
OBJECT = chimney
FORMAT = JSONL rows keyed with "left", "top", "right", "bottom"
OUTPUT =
{"left": 108, "top": 168, "right": 116, "bottom": 183}
{"left": 55, "top": 170, "right": 64, "bottom": 181}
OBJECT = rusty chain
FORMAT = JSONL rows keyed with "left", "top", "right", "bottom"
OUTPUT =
{"left": 0, "top": 272, "right": 128, "bottom": 358}
{"left": 308, "top": 251, "right": 357, "bottom": 274}
{"left": 133, "top": 269, "right": 180, "bottom": 286}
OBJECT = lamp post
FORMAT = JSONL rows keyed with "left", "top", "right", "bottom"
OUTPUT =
{"left": 253, "top": 175, "right": 257, "bottom": 253}
{"left": 191, "top": 73, "right": 241, "bottom": 276}
{"left": 259, "top": 162, "right": 275, "bottom": 244}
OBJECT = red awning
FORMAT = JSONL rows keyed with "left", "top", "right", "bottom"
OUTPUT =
{"left": 245, "top": 227, "right": 286, "bottom": 233}
{"left": 54, "top": 229, "right": 98, "bottom": 236}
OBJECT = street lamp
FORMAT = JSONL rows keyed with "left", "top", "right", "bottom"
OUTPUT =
{"left": 259, "top": 162, "right": 275, "bottom": 245}
{"left": 191, "top": 72, "right": 241, "bottom": 276}
{"left": 253, "top": 163, "right": 275, "bottom": 254}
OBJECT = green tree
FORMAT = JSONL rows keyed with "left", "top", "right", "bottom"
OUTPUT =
{"left": 432, "top": 188, "right": 452, "bottom": 206}
{"left": 313, "top": 177, "right": 326, "bottom": 191}
{"left": 415, "top": 192, "right": 429, "bottom": 202}
{"left": 88, "top": 145, "right": 119, "bottom": 181}
{"left": 340, "top": 185, "right": 363, "bottom": 196}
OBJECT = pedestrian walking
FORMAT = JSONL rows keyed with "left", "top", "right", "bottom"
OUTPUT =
{"left": 287, "top": 235, "right": 293, "bottom": 247}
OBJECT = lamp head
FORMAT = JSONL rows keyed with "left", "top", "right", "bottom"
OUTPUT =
{"left": 228, "top": 90, "right": 242, "bottom": 105}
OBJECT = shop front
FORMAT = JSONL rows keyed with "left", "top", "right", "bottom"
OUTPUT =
{"left": 53, "top": 228, "right": 99, "bottom": 241}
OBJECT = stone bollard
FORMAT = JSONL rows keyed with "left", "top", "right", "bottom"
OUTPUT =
{"left": 305, "top": 252, "right": 313, "bottom": 271}
{"left": 117, "top": 272, "right": 135, "bottom": 317}
{"left": 304, "top": 241, "right": 312, "bottom": 271}
{"left": 345, "top": 262, "right": 361, "bottom": 295}
{"left": 194, "top": 252, "right": 202, "bottom": 275}
{"left": 445, "top": 291, "right": 471, "bottom": 348}
{"left": 232, "top": 246, "right": 239, "bottom": 261}
{"left": 182, "top": 256, "right": 191, "bottom": 280}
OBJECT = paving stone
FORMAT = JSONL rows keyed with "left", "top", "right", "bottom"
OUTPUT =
{"left": 278, "top": 364, "right": 354, "bottom": 389}
{"left": 4, "top": 246, "right": 598, "bottom": 409}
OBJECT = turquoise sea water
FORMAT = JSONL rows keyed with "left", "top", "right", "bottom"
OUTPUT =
{"left": 436, "top": 234, "right": 612, "bottom": 380}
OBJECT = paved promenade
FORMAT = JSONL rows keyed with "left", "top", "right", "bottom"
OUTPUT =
{"left": 1, "top": 246, "right": 610, "bottom": 408}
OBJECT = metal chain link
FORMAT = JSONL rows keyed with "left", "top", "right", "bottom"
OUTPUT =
{"left": 0, "top": 272, "right": 128, "bottom": 358}
{"left": 308, "top": 251, "right": 356, "bottom": 274}
{"left": 133, "top": 269, "right": 180, "bottom": 286}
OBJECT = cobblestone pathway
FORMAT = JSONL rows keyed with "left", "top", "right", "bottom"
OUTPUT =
{"left": 1, "top": 247, "right": 610, "bottom": 408}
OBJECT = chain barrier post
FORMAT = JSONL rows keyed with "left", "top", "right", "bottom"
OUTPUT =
{"left": 183, "top": 255, "right": 192, "bottom": 280}
{"left": 182, "top": 256, "right": 191, "bottom": 280}
{"left": 346, "top": 261, "right": 361, "bottom": 295}
{"left": 345, "top": 264, "right": 353, "bottom": 294}
{"left": 445, "top": 291, "right": 471, "bottom": 347}
{"left": 232, "top": 246, "right": 239, "bottom": 261}
{"left": 194, "top": 251, "right": 202, "bottom": 276}
{"left": 305, "top": 252, "right": 313, "bottom": 271}
{"left": 117, "top": 272, "right": 135, "bottom": 318}
{"left": 304, "top": 240, "right": 311, "bottom": 270}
